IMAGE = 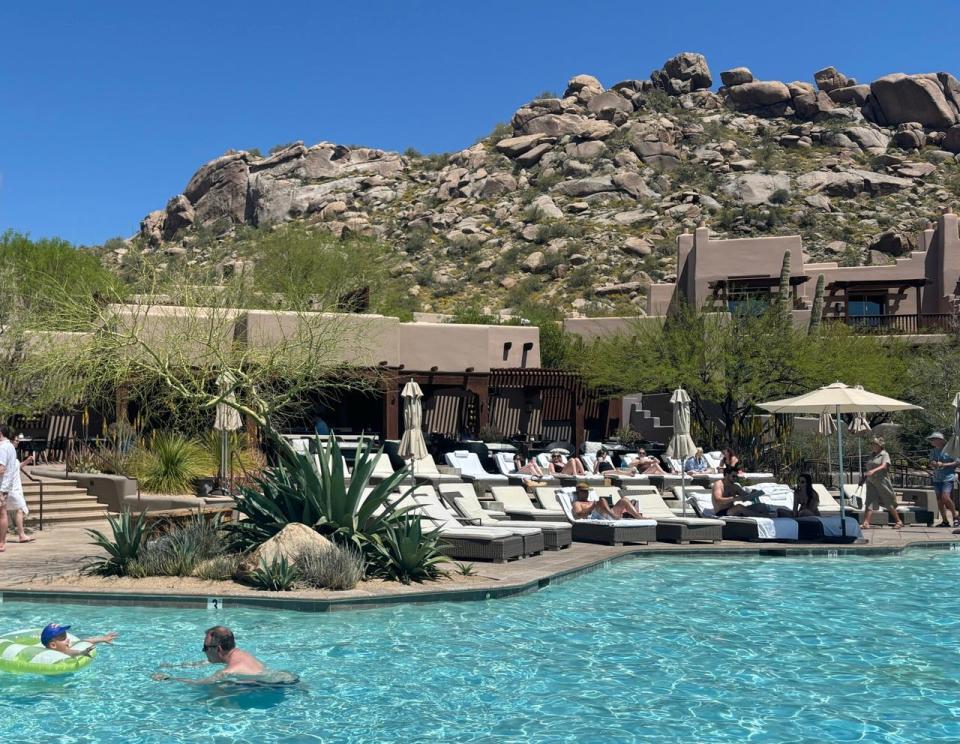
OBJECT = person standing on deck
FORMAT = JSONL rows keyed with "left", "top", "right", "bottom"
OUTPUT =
{"left": 927, "top": 432, "right": 958, "bottom": 528}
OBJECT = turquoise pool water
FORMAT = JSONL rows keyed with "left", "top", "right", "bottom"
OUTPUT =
{"left": 2, "top": 550, "right": 960, "bottom": 743}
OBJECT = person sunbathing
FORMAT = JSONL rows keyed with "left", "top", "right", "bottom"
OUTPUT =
{"left": 683, "top": 448, "right": 711, "bottom": 474}
{"left": 514, "top": 453, "right": 545, "bottom": 479}
{"left": 570, "top": 483, "right": 644, "bottom": 519}
{"left": 711, "top": 466, "right": 770, "bottom": 517}
{"left": 628, "top": 449, "right": 667, "bottom": 476}
{"left": 593, "top": 449, "right": 637, "bottom": 476}
{"left": 549, "top": 452, "right": 585, "bottom": 476}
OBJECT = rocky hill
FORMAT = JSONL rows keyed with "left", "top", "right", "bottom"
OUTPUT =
{"left": 128, "top": 53, "right": 960, "bottom": 315}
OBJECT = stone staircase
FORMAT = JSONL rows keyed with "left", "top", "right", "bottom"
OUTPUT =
{"left": 22, "top": 475, "right": 112, "bottom": 527}
{"left": 626, "top": 393, "right": 675, "bottom": 443}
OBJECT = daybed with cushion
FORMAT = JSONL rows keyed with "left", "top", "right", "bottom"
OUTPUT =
{"left": 441, "top": 484, "right": 572, "bottom": 550}
{"left": 490, "top": 486, "right": 566, "bottom": 521}
{"left": 684, "top": 488, "right": 799, "bottom": 542}
{"left": 445, "top": 451, "right": 508, "bottom": 495}
{"left": 544, "top": 487, "right": 657, "bottom": 546}
{"left": 751, "top": 482, "right": 861, "bottom": 541}
{"left": 410, "top": 487, "right": 544, "bottom": 558}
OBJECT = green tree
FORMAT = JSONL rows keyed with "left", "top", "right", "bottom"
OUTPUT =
{"left": 778, "top": 250, "right": 791, "bottom": 318}
{"left": 808, "top": 274, "right": 825, "bottom": 334}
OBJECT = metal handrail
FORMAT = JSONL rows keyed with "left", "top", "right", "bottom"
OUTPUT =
{"left": 21, "top": 467, "right": 44, "bottom": 532}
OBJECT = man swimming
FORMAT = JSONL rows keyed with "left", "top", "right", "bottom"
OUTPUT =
{"left": 153, "top": 626, "right": 266, "bottom": 683}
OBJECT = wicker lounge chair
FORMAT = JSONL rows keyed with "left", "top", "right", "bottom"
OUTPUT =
{"left": 683, "top": 488, "right": 799, "bottom": 542}
{"left": 438, "top": 483, "right": 508, "bottom": 518}
{"left": 630, "top": 490, "right": 723, "bottom": 544}
{"left": 490, "top": 486, "right": 566, "bottom": 522}
{"left": 493, "top": 452, "right": 557, "bottom": 486}
{"left": 442, "top": 485, "right": 572, "bottom": 550}
{"left": 544, "top": 487, "right": 657, "bottom": 546}
{"left": 411, "top": 487, "right": 544, "bottom": 558}
{"left": 411, "top": 454, "right": 461, "bottom": 485}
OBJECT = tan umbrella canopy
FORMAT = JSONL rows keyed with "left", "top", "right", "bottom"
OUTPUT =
{"left": 760, "top": 382, "right": 920, "bottom": 537}
{"left": 666, "top": 388, "right": 697, "bottom": 516}
{"left": 944, "top": 393, "right": 960, "bottom": 459}
{"left": 398, "top": 379, "right": 428, "bottom": 465}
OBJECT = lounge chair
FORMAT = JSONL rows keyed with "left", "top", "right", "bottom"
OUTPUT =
{"left": 751, "top": 482, "right": 860, "bottom": 541}
{"left": 490, "top": 486, "right": 566, "bottom": 522}
{"left": 629, "top": 490, "right": 723, "bottom": 543}
{"left": 533, "top": 452, "right": 603, "bottom": 484}
{"left": 443, "top": 485, "right": 572, "bottom": 550}
{"left": 368, "top": 454, "right": 398, "bottom": 483}
{"left": 841, "top": 483, "right": 919, "bottom": 525}
{"left": 438, "top": 483, "right": 508, "bottom": 518}
{"left": 444, "top": 450, "right": 508, "bottom": 495}
{"left": 410, "top": 486, "right": 543, "bottom": 558}
{"left": 410, "top": 453, "right": 461, "bottom": 485}
{"left": 684, "top": 488, "right": 799, "bottom": 542}
{"left": 548, "top": 487, "right": 657, "bottom": 545}
{"left": 493, "top": 452, "right": 556, "bottom": 485}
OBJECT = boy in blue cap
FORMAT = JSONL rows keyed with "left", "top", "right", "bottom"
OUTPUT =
{"left": 41, "top": 623, "right": 118, "bottom": 657}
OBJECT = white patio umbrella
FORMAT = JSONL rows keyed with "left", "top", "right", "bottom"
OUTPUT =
{"left": 213, "top": 373, "right": 243, "bottom": 494}
{"left": 848, "top": 385, "right": 872, "bottom": 480}
{"left": 818, "top": 412, "right": 836, "bottom": 486}
{"left": 943, "top": 393, "right": 960, "bottom": 459}
{"left": 760, "top": 382, "right": 920, "bottom": 537}
{"left": 666, "top": 388, "right": 697, "bottom": 517}
{"left": 398, "top": 380, "right": 428, "bottom": 486}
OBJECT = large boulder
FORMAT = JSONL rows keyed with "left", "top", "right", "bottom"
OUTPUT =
{"left": 828, "top": 84, "right": 871, "bottom": 106}
{"left": 587, "top": 91, "right": 633, "bottom": 118}
{"left": 162, "top": 194, "right": 196, "bottom": 239}
{"left": 477, "top": 173, "right": 517, "bottom": 198}
{"left": 727, "top": 80, "right": 792, "bottom": 107}
{"left": 554, "top": 176, "right": 618, "bottom": 197}
{"left": 869, "top": 230, "right": 917, "bottom": 256}
{"left": 792, "top": 90, "right": 834, "bottom": 120}
{"left": 721, "top": 173, "right": 791, "bottom": 205}
{"left": 651, "top": 52, "right": 712, "bottom": 95}
{"left": 944, "top": 125, "right": 960, "bottom": 153}
{"left": 237, "top": 523, "right": 334, "bottom": 581}
{"left": 814, "top": 66, "right": 854, "bottom": 93}
{"left": 844, "top": 127, "right": 890, "bottom": 153}
{"left": 868, "top": 73, "right": 958, "bottom": 127}
{"left": 182, "top": 152, "right": 251, "bottom": 227}
{"left": 564, "top": 74, "right": 604, "bottom": 102}
{"left": 522, "top": 113, "right": 597, "bottom": 137}
{"left": 720, "top": 67, "right": 753, "bottom": 87}
{"left": 495, "top": 133, "right": 551, "bottom": 157}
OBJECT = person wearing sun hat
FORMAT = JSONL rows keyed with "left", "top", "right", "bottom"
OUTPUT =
{"left": 40, "top": 622, "right": 118, "bottom": 657}
{"left": 927, "top": 432, "right": 958, "bottom": 528}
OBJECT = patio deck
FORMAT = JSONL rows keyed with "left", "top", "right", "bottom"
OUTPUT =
{"left": 2, "top": 521, "right": 959, "bottom": 612}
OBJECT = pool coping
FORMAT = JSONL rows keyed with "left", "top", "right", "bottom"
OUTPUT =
{"left": 2, "top": 538, "right": 957, "bottom": 614}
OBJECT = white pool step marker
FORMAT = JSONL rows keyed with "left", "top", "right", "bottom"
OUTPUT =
{"left": 207, "top": 598, "right": 225, "bottom": 611}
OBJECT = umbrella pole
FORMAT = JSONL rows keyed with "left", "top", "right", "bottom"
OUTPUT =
{"left": 837, "top": 409, "right": 846, "bottom": 537}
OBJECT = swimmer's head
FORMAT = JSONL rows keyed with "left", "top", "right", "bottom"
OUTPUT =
{"left": 204, "top": 626, "right": 236, "bottom": 660}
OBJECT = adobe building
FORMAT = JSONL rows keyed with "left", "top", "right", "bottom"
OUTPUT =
{"left": 645, "top": 209, "right": 960, "bottom": 331}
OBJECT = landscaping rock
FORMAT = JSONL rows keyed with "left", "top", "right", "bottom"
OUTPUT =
{"left": 722, "top": 172, "right": 791, "bottom": 205}
{"left": 868, "top": 73, "right": 958, "bottom": 127}
{"left": 869, "top": 230, "right": 916, "bottom": 256}
{"left": 237, "top": 523, "right": 333, "bottom": 580}
{"left": 814, "top": 66, "right": 854, "bottom": 93}
{"left": 720, "top": 67, "right": 753, "bottom": 87}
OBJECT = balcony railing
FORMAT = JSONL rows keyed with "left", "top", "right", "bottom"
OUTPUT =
{"left": 829, "top": 313, "right": 956, "bottom": 335}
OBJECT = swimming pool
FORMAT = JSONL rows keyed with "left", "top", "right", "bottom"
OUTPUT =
{"left": 2, "top": 549, "right": 959, "bottom": 743}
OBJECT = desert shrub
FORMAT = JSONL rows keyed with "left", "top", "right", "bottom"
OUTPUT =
{"left": 484, "top": 122, "right": 513, "bottom": 147}
{"left": 296, "top": 542, "right": 365, "bottom": 590}
{"left": 200, "top": 431, "right": 264, "bottom": 478}
{"left": 769, "top": 188, "right": 791, "bottom": 205}
{"left": 129, "top": 512, "right": 228, "bottom": 577}
{"left": 249, "top": 555, "right": 299, "bottom": 591}
{"left": 535, "top": 222, "right": 584, "bottom": 245}
{"left": 194, "top": 553, "right": 244, "bottom": 581}
{"left": 131, "top": 431, "right": 214, "bottom": 493}
{"left": 368, "top": 515, "right": 447, "bottom": 584}
{"left": 85, "top": 509, "right": 150, "bottom": 576}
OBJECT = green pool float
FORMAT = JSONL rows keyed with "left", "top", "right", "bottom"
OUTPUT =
{"left": 0, "top": 628, "right": 96, "bottom": 675}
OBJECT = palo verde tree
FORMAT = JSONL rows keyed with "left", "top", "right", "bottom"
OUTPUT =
{"left": 572, "top": 301, "right": 908, "bottom": 465}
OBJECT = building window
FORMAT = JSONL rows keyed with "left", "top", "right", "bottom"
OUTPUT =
{"left": 847, "top": 293, "right": 886, "bottom": 328}
{"left": 726, "top": 283, "right": 771, "bottom": 315}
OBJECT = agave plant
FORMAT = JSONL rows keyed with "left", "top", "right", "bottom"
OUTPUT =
{"left": 227, "top": 433, "right": 413, "bottom": 554}
{"left": 84, "top": 509, "right": 150, "bottom": 576}
{"left": 368, "top": 514, "right": 447, "bottom": 585}
{"left": 248, "top": 555, "right": 299, "bottom": 591}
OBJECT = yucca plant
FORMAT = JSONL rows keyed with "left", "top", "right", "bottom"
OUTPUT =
{"left": 368, "top": 514, "right": 447, "bottom": 585}
{"left": 248, "top": 555, "right": 299, "bottom": 591}
{"left": 84, "top": 508, "right": 150, "bottom": 576}
{"left": 131, "top": 431, "right": 215, "bottom": 493}
{"left": 227, "top": 434, "right": 413, "bottom": 554}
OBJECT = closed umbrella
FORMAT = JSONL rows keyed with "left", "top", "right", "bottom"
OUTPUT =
{"left": 760, "top": 382, "right": 920, "bottom": 538}
{"left": 213, "top": 373, "right": 243, "bottom": 494}
{"left": 818, "top": 412, "right": 836, "bottom": 486}
{"left": 848, "top": 385, "right": 872, "bottom": 481}
{"left": 398, "top": 380, "right": 428, "bottom": 486}
{"left": 943, "top": 393, "right": 960, "bottom": 458}
{"left": 666, "top": 388, "right": 697, "bottom": 517}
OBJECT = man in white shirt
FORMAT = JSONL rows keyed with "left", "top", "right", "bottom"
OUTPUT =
{"left": 0, "top": 426, "right": 17, "bottom": 552}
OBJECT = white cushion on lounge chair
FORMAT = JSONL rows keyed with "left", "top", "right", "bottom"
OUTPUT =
{"left": 369, "top": 454, "right": 396, "bottom": 480}
{"left": 551, "top": 489, "right": 655, "bottom": 527}
{"left": 410, "top": 454, "right": 460, "bottom": 483}
{"left": 704, "top": 451, "right": 723, "bottom": 470}
{"left": 445, "top": 451, "right": 508, "bottom": 483}
{"left": 494, "top": 452, "right": 554, "bottom": 482}
{"left": 290, "top": 438, "right": 311, "bottom": 456}
{"left": 490, "top": 486, "right": 564, "bottom": 518}
{"left": 412, "top": 490, "right": 542, "bottom": 540}
{"left": 632, "top": 491, "right": 722, "bottom": 526}
{"left": 581, "top": 452, "right": 597, "bottom": 472}
{"left": 686, "top": 490, "right": 798, "bottom": 539}
{"left": 812, "top": 484, "right": 846, "bottom": 514}
{"left": 582, "top": 441, "right": 604, "bottom": 454}
{"left": 753, "top": 482, "right": 795, "bottom": 510}
{"left": 440, "top": 483, "right": 507, "bottom": 518}
{"left": 534, "top": 452, "right": 557, "bottom": 469}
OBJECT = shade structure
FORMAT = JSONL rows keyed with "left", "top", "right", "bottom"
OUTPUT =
{"left": 944, "top": 393, "right": 960, "bottom": 459}
{"left": 398, "top": 380, "right": 428, "bottom": 463}
{"left": 213, "top": 373, "right": 242, "bottom": 493}
{"left": 666, "top": 388, "right": 697, "bottom": 516}
{"left": 848, "top": 387, "right": 872, "bottom": 480}
{"left": 760, "top": 382, "right": 920, "bottom": 539}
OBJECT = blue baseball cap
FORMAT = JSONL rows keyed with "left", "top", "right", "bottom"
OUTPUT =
{"left": 40, "top": 623, "right": 70, "bottom": 646}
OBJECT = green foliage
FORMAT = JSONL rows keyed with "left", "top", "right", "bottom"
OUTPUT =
{"left": 452, "top": 562, "right": 476, "bottom": 576}
{"left": 295, "top": 542, "right": 365, "bottom": 590}
{"left": 85, "top": 509, "right": 150, "bottom": 576}
{"left": 194, "top": 553, "right": 244, "bottom": 581}
{"left": 484, "top": 122, "right": 513, "bottom": 147}
{"left": 770, "top": 188, "right": 791, "bottom": 205}
{"left": 130, "top": 431, "right": 214, "bottom": 493}
{"left": 778, "top": 251, "right": 792, "bottom": 315}
{"left": 808, "top": 274, "right": 825, "bottom": 333}
{"left": 227, "top": 434, "right": 412, "bottom": 556}
{"left": 368, "top": 515, "right": 447, "bottom": 584}
{"left": 127, "top": 512, "right": 227, "bottom": 577}
{"left": 535, "top": 221, "right": 584, "bottom": 245}
{"left": 900, "top": 341, "right": 960, "bottom": 449}
{"left": 248, "top": 555, "right": 299, "bottom": 591}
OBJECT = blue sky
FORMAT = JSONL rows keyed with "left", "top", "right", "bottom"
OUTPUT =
{"left": 3, "top": 0, "right": 960, "bottom": 246}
